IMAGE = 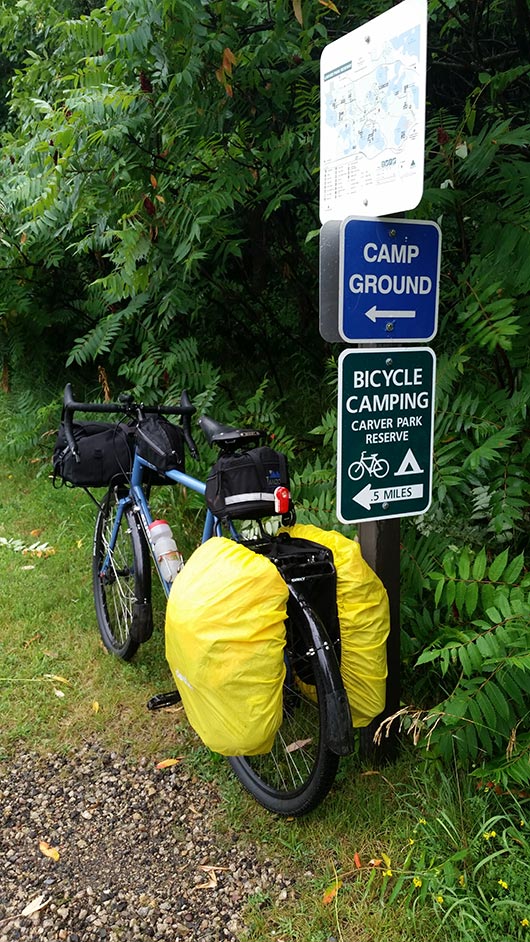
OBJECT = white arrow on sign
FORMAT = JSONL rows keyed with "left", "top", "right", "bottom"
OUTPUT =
{"left": 364, "top": 305, "right": 417, "bottom": 323}
{"left": 353, "top": 482, "right": 424, "bottom": 510}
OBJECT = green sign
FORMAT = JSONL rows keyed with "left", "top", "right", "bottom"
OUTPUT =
{"left": 337, "top": 347, "right": 436, "bottom": 523}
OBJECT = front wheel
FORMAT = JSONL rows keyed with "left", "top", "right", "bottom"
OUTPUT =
{"left": 228, "top": 597, "right": 341, "bottom": 816}
{"left": 93, "top": 488, "right": 152, "bottom": 660}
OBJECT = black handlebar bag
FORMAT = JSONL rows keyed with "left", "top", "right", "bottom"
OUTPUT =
{"left": 53, "top": 415, "right": 186, "bottom": 489}
{"left": 52, "top": 421, "right": 133, "bottom": 487}
{"left": 205, "top": 446, "right": 290, "bottom": 520}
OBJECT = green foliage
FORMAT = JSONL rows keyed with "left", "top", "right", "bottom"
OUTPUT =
{"left": 428, "top": 350, "right": 530, "bottom": 545}
{"left": 356, "top": 771, "right": 530, "bottom": 942}
{"left": 398, "top": 104, "right": 530, "bottom": 774}
{"left": 0, "top": 387, "right": 59, "bottom": 460}
{"left": 397, "top": 545, "right": 530, "bottom": 788}
{"left": 0, "top": 0, "right": 355, "bottom": 401}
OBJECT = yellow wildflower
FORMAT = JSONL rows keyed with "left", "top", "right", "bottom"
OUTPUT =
{"left": 498, "top": 879, "right": 508, "bottom": 890}
{"left": 483, "top": 830, "right": 496, "bottom": 840}
{"left": 521, "top": 918, "right": 529, "bottom": 927}
{"left": 436, "top": 895, "right": 444, "bottom": 905}
{"left": 413, "top": 877, "right": 422, "bottom": 888}
{"left": 383, "top": 869, "right": 393, "bottom": 878}
{"left": 418, "top": 817, "right": 427, "bottom": 825}
{"left": 458, "top": 874, "right": 466, "bottom": 887}
{"left": 409, "top": 838, "right": 415, "bottom": 845}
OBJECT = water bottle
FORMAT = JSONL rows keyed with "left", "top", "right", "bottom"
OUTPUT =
{"left": 148, "top": 519, "right": 183, "bottom": 582}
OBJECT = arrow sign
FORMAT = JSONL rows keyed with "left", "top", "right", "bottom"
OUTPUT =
{"left": 339, "top": 217, "right": 441, "bottom": 343}
{"left": 364, "top": 306, "right": 416, "bottom": 323}
{"left": 353, "top": 483, "right": 424, "bottom": 510}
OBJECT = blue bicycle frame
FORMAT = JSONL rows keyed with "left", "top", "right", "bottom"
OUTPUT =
{"left": 99, "top": 450, "right": 232, "bottom": 599}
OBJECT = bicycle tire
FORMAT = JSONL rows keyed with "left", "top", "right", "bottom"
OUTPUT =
{"left": 93, "top": 488, "right": 152, "bottom": 660}
{"left": 228, "top": 595, "right": 341, "bottom": 816}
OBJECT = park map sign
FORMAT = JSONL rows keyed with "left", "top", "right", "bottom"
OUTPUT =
{"left": 319, "top": 0, "right": 427, "bottom": 223}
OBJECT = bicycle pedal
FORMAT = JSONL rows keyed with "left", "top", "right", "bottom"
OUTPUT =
{"left": 147, "top": 690, "right": 182, "bottom": 711}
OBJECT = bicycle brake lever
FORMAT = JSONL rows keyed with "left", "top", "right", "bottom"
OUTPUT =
{"left": 180, "top": 390, "right": 200, "bottom": 460}
{"left": 63, "top": 384, "right": 80, "bottom": 462}
{"left": 182, "top": 421, "right": 200, "bottom": 460}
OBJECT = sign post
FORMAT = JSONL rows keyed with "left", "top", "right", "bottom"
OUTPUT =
{"left": 357, "top": 516, "right": 401, "bottom": 759}
{"left": 318, "top": 0, "right": 430, "bottom": 761}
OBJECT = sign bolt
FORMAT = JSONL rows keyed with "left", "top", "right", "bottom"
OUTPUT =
{"left": 385, "top": 358, "right": 393, "bottom": 366}
{"left": 389, "top": 229, "right": 397, "bottom": 237}
{"left": 385, "top": 322, "right": 394, "bottom": 332}
{"left": 382, "top": 503, "right": 389, "bottom": 509}
{"left": 363, "top": 199, "right": 369, "bottom": 206}
{"left": 365, "top": 35, "right": 370, "bottom": 43}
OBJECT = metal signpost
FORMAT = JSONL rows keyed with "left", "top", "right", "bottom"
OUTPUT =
{"left": 339, "top": 217, "right": 440, "bottom": 343}
{"left": 318, "top": 0, "right": 431, "bottom": 759}
{"left": 337, "top": 347, "right": 435, "bottom": 524}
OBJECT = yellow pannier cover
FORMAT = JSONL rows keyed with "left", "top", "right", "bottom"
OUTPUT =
{"left": 165, "top": 537, "right": 288, "bottom": 756}
{"left": 281, "top": 524, "right": 389, "bottom": 727}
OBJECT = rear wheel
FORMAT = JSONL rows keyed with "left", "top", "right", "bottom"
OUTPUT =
{"left": 93, "top": 489, "right": 152, "bottom": 659}
{"left": 228, "top": 597, "right": 340, "bottom": 816}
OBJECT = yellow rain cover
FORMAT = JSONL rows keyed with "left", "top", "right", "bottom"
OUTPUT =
{"left": 281, "top": 524, "right": 389, "bottom": 727}
{"left": 165, "top": 537, "right": 288, "bottom": 755}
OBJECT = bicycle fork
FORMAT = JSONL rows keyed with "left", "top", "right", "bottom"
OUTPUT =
{"left": 96, "top": 492, "right": 131, "bottom": 581}
{"left": 95, "top": 492, "right": 153, "bottom": 644}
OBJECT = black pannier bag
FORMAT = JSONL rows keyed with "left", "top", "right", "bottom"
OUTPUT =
{"left": 53, "top": 421, "right": 133, "bottom": 488}
{"left": 135, "top": 415, "right": 186, "bottom": 474}
{"left": 246, "top": 533, "right": 341, "bottom": 683}
{"left": 205, "top": 445, "right": 290, "bottom": 520}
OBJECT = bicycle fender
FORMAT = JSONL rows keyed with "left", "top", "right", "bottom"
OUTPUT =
{"left": 289, "top": 586, "right": 356, "bottom": 756}
{"left": 130, "top": 601, "right": 154, "bottom": 644}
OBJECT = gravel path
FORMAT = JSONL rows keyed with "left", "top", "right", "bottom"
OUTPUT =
{"left": 0, "top": 745, "right": 292, "bottom": 941}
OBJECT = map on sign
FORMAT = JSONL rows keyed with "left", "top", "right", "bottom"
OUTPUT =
{"left": 320, "top": 0, "right": 427, "bottom": 223}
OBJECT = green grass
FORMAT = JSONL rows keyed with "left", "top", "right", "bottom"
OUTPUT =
{"left": 0, "top": 454, "right": 195, "bottom": 759}
{"left": 1, "top": 452, "right": 529, "bottom": 942}
{"left": 219, "top": 758, "right": 530, "bottom": 942}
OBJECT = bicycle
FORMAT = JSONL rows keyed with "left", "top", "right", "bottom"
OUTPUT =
{"left": 58, "top": 384, "right": 355, "bottom": 816}
{"left": 347, "top": 450, "right": 390, "bottom": 481}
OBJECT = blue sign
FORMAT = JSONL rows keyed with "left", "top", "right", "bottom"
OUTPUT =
{"left": 339, "top": 217, "right": 441, "bottom": 343}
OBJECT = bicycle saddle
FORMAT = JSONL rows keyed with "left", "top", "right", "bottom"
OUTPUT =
{"left": 199, "top": 415, "right": 265, "bottom": 449}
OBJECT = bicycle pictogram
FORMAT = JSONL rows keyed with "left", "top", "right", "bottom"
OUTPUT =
{"left": 347, "top": 450, "right": 390, "bottom": 482}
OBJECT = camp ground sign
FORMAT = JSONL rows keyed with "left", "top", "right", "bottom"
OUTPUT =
{"left": 337, "top": 347, "right": 435, "bottom": 523}
{"left": 339, "top": 216, "right": 441, "bottom": 343}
